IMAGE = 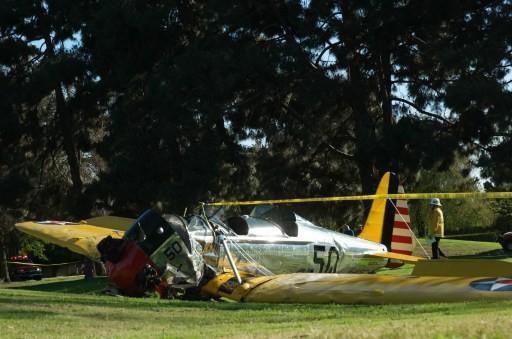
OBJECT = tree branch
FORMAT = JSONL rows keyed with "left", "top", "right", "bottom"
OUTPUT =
{"left": 492, "top": 132, "right": 512, "bottom": 138}
{"left": 315, "top": 40, "right": 343, "bottom": 67}
{"left": 391, "top": 77, "right": 458, "bottom": 85}
{"left": 391, "top": 97, "right": 454, "bottom": 125}
{"left": 327, "top": 144, "right": 354, "bottom": 159}
{"left": 391, "top": 79, "right": 446, "bottom": 98}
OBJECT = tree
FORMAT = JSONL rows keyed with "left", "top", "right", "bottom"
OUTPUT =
{"left": 490, "top": 199, "right": 512, "bottom": 233}
{"left": 1, "top": 0, "right": 104, "bottom": 218}
{"left": 0, "top": 1, "right": 108, "bottom": 273}
{"left": 77, "top": 1, "right": 512, "bottom": 224}
{"left": 81, "top": 1, "right": 262, "bottom": 215}
{"left": 202, "top": 0, "right": 512, "bottom": 201}
{"left": 3, "top": 1, "right": 512, "bottom": 238}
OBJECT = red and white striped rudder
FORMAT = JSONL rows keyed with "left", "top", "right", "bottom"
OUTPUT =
{"left": 390, "top": 185, "right": 415, "bottom": 256}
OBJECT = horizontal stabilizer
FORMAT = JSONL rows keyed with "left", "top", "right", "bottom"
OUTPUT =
{"left": 412, "top": 259, "right": 512, "bottom": 277}
{"left": 367, "top": 251, "right": 424, "bottom": 264}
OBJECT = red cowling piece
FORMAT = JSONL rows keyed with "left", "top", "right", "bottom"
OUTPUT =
{"left": 106, "top": 241, "right": 159, "bottom": 296}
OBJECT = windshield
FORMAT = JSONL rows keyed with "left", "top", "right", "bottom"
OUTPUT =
{"left": 249, "top": 205, "right": 274, "bottom": 218}
{"left": 124, "top": 210, "right": 177, "bottom": 255}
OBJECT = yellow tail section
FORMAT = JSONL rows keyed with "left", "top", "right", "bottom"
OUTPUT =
{"left": 359, "top": 172, "right": 393, "bottom": 244}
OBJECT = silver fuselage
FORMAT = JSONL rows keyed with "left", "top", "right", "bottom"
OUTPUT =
{"left": 187, "top": 213, "right": 388, "bottom": 276}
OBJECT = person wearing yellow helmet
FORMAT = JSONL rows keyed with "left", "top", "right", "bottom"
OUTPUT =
{"left": 428, "top": 198, "right": 447, "bottom": 259}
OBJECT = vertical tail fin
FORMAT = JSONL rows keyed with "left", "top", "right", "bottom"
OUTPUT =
{"left": 358, "top": 172, "right": 415, "bottom": 257}
{"left": 358, "top": 172, "right": 397, "bottom": 248}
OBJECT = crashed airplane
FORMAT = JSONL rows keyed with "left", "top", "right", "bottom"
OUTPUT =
{"left": 15, "top": 172, "right": 512, "bottom": 304}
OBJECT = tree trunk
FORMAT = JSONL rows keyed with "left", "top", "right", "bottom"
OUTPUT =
{"left": 45, "top": 35, "right": 84, "bottom": 216}
{"left": 348, "top": 71, "right": 378, "bottom": 217}
{"left": 341, "top": 3, "right": 379, "bottom": 200}
{"left": 379, "top": 50, "right": 393, "bottom": 127}
{"left": 347, "top": 62, "right": 377, "bottom": 194}
{"left": 83, "top": 259, "right": 96, "bottom": 279}
{"left": 0, "top": 236, "right": 11, "bottom": 283}
{"left": 378, "top": 47, "right": 397, "bottom": 173}
{"left": 55, "top": 83, "right": 83, "bottom": 197}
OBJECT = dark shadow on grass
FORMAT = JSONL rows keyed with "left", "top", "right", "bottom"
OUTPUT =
{"left": 0, "top": 294, "right": 326, "bottom": 312}
{"left": 0, "top": 308, "right": 60, "bottom": 319}
{"left": 446, "top": 249, "right": 512, "bottom": 259}
{"left": 445, "top": 233, "right": 497, "bottom": 242}
{"left": 7, "top": 277, "right": 109, "bottom": 294}
{"left": 1, "top": 293, "right": 511, "bottom": 319}
{"left": 3, "top": 277, "right": 352, "bottom": 311}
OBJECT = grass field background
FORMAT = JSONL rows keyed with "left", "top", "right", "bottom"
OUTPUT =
{"left": 1, "top": 238, "right": 512, "bottom": 338}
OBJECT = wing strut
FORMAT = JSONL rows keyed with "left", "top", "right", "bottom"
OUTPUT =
{"left": 219, "top": 234, "right": 242, "bottom": 284}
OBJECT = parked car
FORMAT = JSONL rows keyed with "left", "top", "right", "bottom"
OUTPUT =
{"left": 8, "top": 255, "right": 43, "bottom": 281}
{"left": 497, "top": 232, "right": 512, "bottom": 251}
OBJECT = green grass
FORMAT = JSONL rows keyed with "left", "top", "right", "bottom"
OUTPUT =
{"left": 2, "top": 283, "right": 512, "bottom": 338}
{"left": 377, "top": 237, "right": 511, "bottom": 276}
{"left": 413, "top": 237, "right": 507, "bottom": 258}
{"left": 1, "top": 239, "right": 512, "bottom": 338}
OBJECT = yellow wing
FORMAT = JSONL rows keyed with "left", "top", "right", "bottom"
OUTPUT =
{"left": 202, "top": 271, "right": 512, "bottom": 304}
{"left": 84, "top": 216, "right": 136, "bottom": 231}
{"left": 15, "top": 216, "right": 135, "bottom": 259}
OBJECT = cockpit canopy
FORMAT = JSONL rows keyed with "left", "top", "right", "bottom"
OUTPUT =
{"left": 191, "top": 205, "right": 299, "bottom": 238}
{"left": 123, "top": 210, "right": 191, "bottom": 255}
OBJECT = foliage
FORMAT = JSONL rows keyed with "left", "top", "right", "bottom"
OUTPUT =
{"left": 490, "top": 199, "right": 512, "bottom": 233}
{"left": 2, "top": 1, "right": 512, "bottom": 260}
{"left": 17, "top": 235, "right": 47, "bottom": 261}
{"left": 409, "top": 157, "right": 496, "bottom": 235}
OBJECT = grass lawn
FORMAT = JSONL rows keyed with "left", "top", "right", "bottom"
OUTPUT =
{"left": 378, "top": 237, "right": 510, "bottom": 276}
{"left": 1, "top": 238, "right": 511, "bottom": 338}
{"left": 412, "top": 237, "right": 507, "bottom": 259}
